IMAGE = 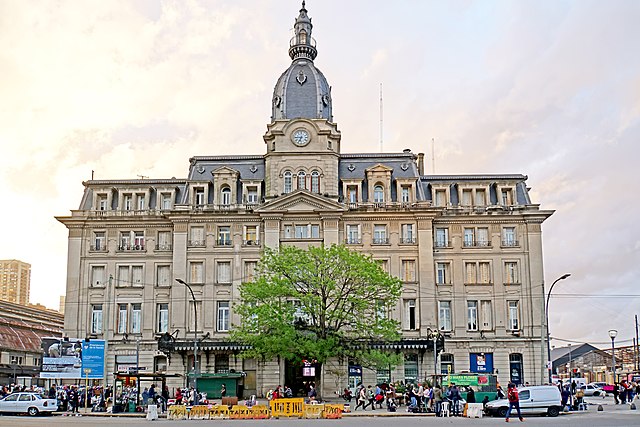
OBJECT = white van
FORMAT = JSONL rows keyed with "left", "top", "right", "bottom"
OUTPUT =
{"left": 485, "top": 386, "right": 562, "bottom": 417}
{"left": 562, "top": 377, "right": 587, "bottom": 389}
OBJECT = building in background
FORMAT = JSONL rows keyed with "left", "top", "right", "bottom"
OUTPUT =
{"left": 57, "top": 3, "right": 553, "bottom": 396}
{"left": 0, "top": 300, "right": 64, "bottom": 385}
{"left": 0, "top": 259, "right": 31, "bottom": 305}
{"left": 59, "top": 296, "right": 66, "bottom": 315}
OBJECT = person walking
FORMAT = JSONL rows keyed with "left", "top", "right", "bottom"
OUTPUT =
{"left": 505, "top": 383, "right": 524, "bottom": 422}
{"left": 355, "top": 386, "right": 367, "bottom": 411}
{"left": 220, "top": 383, "right": 227, "bottom": 398}
{"left": 433, "top": 384, "right": 443, "bottom": 417}
{"left": 449, "top": 383, "right": 461, "bottom": 417}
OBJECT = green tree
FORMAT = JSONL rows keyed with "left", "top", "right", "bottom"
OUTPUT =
{"left": 231, "top": 244, "right": 403, "bottom": 368}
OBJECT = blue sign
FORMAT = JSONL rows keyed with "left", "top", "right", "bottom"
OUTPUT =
{"left": 81, "top": 340, "right": 105, "bottom": 379}
{"left": 348, "top": 365, "right": 362, "bottom": 377}
{"left": 470, "top": 353, "right": 493, "bottom": 373}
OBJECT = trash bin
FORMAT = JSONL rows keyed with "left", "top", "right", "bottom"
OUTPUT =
{"left": 128, "top": 400, "right": 136, "bottom": 412}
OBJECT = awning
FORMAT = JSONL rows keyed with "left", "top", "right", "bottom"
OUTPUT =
{"left": 173, "top": 341, "right": 251, "bottom": 352}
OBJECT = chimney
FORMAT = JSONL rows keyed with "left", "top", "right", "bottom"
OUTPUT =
{"left": 417, "top": 153, "right": 425, "bottom": 175}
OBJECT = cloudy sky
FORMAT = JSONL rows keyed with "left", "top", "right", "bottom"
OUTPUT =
{"left": 1, "top": 0, "right": 638, "bottom": 349}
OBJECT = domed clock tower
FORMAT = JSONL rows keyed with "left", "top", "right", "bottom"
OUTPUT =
{"left": 264, "top": 1, "right": 341, "bottom": 200}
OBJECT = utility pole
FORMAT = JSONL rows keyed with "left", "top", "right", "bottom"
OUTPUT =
{"left": 635, "top": 315, "right": 639, "bottom": 371}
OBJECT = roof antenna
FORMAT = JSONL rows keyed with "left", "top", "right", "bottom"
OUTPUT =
{"left": 379, "top": 83, "right": 383, "bottom": 153}
{"left": 137, "top": 174, "right": 149, "bottom": 180}
{"left": 431, "top": 138, "right": 436, "bottom": 174}
{"left": 91, "top": 170, "right": 94, "bottom": 180}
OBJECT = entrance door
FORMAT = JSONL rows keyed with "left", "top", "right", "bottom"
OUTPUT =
{"left": 284, "top": 359, "right": 320, "bottom": 397}
{"left": 510, "top": 353, "right": 523, "bottom": 386}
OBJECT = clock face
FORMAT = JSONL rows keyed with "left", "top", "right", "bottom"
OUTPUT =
{"left": 292, "top": 129, "right": 310, "bottom": 145}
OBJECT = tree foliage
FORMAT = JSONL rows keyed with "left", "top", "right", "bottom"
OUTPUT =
{"left": 231, "top": 244, "right": 403, "bottom": 367}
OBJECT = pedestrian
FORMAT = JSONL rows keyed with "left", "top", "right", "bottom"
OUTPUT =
{"left": 448, "top": 383, "right": 461, "bottom": 416}
{"left": 433, "top": 384, "right": 443, "bottom": 417}
{"left": 70, "top": 386, "right": 79, "bottom": 414}
{"left": 505, "top": 383, "right": 524, "bottom": 423}
{"left": 221, "top": 383, "right": 227, "bottom": 397}
{"left": 466, "top": 387, "right": 476, "bottom": 403}
{"left": 355, "top": 386, "right": 367, "bottom": 411}
{"left": 613, "top": 382, "right": 620, "bottom": 404}
{"left": 175, "top": 388, "right": 183, "bottom": 405}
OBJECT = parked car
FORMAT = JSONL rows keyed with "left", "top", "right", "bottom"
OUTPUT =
{"left": 582, "top": 384, "right": 604, "bottom": 397}
{"left": 589, "top": 382, "right": 613, "bottom": 394}
{"left": 0, "top": 392, "right": 57, "bottom": 416}
{"left": 485, "top": 386, "right": 562, "bottom": 418}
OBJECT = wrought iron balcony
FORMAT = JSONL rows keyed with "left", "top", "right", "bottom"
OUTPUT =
{"left": 187, "top": 240, "right": 206, "bottom": 248}
{"left": 400, "top": 237, "right": 416, "bottom": 244}
{"left": 501, "top": 240, "right": 519, "bottom": 247}
{"left": 242, "top": 240, "right": 261, "bottom": 246}
{"left": 372, "top": 237, "right": 390, "bottom": 245}
{"left": 345, "top": 237, "right": 362, "bottom": 245}
{"left": 217, "top": 239, "right": 232, "bottom": 247}
{"left": 463, "top": 240, "right": 492, "bottom": 248}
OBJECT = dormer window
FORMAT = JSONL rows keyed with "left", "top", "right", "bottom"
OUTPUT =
{"left": 347, "top": 186, "right": 358, "bottom": 203}
{"left": 161, "top": 193, "right": 172, "bottom": 210}
{"left": 502, "top": 189, "right": 513, "bottom": 206}
{"left": 137, "top": 194, "right": 146, "bottom": 210}
{"left": 246, "top": 186, "right": 258, "bottom": 204}
{"left": 401, "top": 186, "right": 410, "bottom": 203}
{"left": 311, "top": 170, "right": 320, "bottom": 193}
{"left": 221, "top": 187, "right": 231, "bottom": 206}
{"left": 284, "top": 171, "right": 292, "bottom": 193}
{"left": 97, "top": 194, "right": 108, "bottom": 211}
{"left": 194, "top": 188, "right": 205, "bottom": 206}
{"left": 373, "top": 185, "right": 384, "bottom": 203}
{"left": 123, "top": 194, "right": 133, "bottom": 211}
{"left": 297, "top": 171, "right": 306, "bottom": 190}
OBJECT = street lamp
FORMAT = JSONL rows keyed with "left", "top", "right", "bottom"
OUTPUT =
{"left": 609, "top": 329, "right": 618, "bottom": 384}
{"left": 545, "top": 273, "right": 571, "bottom": 383}
{"left": 175, "top": 278, "right": 198, "bottom": 404}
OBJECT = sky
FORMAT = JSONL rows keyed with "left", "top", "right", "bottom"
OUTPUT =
{"left": 1, "top": 0, "right": 639, "bottom": 350}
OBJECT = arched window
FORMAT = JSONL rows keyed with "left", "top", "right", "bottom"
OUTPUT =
{"left": 311, "top": 171, "right": 320, "bottom": 193}
{"left": 509, "top": 353, "right": 524, "bottom": 385}
{"left": 284, "top": 171, "right": 292, "bottom": 193}
{"left": 297, "top": 171, "right": 306, "bottom": 190}
{"left": 299, "top": 30, "right": 307, "bottom": 44}
{"left": 373, "top": 185, "right": 384, "bottom": 203}
{"left": 221, "top": 187, "right": 231, "bottom": 206}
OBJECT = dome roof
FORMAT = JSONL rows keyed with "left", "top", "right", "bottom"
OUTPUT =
{"left": 270, "top": 2, "right": 332, "bottom": 122}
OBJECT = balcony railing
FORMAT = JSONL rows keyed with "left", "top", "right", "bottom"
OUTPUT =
{"left": 345, "top": 237, "right": 362, "bottom": 245}
{"left": 434, "top": 240, "right": 450, "bottom": 248}
{"left": 217, "top": 239, "right": 232, "bottom": 247}
{"left": 187, "top": 240, "right": 205, "bottom": 248}
{"left": 155, "top": 244, "right": 172, "bottom": 251}
{"left": 463, "top": 240, "right": 492, "bottom": 248}
{"left": 117, "top": 244, "right": 145, "bottom": 252}
{"left": 501, "top": 240, "right": 519, "bottom": 247}
{"left": 372, "top": 237, "right": 390, "bottom": 245}
{"left": 242, "top": 240, "right": 261, "bottom": 246}
{"left": 400, "top": 237, "right": 416, "bottom": 244}
{"left": 90, "top": 244, "right": 107, "bottom": 252}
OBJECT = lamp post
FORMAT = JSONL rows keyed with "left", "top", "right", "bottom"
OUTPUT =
{"left": 609, "top": 329, "right": 618, "bottom": 384}
{"left": 545, "top": 273, "right": 571, "bottom": 383}
{"left": 176, "top": 278, "right": 198, "bottom": 405}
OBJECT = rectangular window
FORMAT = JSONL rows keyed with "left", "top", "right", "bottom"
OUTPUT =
{"left": 465, "top": 262, "right": 477, "bottom": 284}
{"left": 93, "top": 232, "right": 106, "bottom": 251}
{"left": 438, "top": 301, "right": 452, "bottom": 331}
{"left": 479, "top": 262, "right": 491, "bottom": 284}
{"left": 215, "top": 354, "right": 229, "bottom": 373}
{"left": 161, "top": 193, "right": 172, "bottom": 210}
{"left": 402, "top": 260, "right": 416, "bottom": 282}
{"left": 295, "top": 225, "right": 308, "bottom": 238}
{"left": 97, "top": 194, "right": 108, "bottom": 211}
{"left": 91, "top": 265, "right": 106, "bottom": 287}
{"left": 243, "top": 261, "right": 257, "bottom": 282}
{"left": 401, "top": 224, "right": 415, "bottom": 243}
{"left": 441, "top": 354, "right": 454, "bottom": 375}
{"left": 508, "top": 301, "right": 520, "bottom": 330}
{"left": 373, "top": 225, "right": 387, "bottom": 244}
{"left": 347, "top": 185, "right": 358, "bottom": 203}
{"left": 463, "top": 228, "right": 474, "bottom": 247}
{"left": 244, "top": 225, "right": 258, "bottom": 244}
{"left": 481, "top": 300, "right": 493, "bottom": 330}
{"left": 117, "top": 265, "right": 130, "bottom": 286}
{"left": 157, "top": 303, "right": 169, "bottom": 333}
{"left": 117, "top": 304, "right": 128, "bottom": 334}
{"left": 217, "top": 261, "right": 231, "bottom": 284}
{"left": 123, "top": 194, "right": 133, "bottom": 211}
{"left": 120, "top": 231, "right": 131, "bottom": 250}
{"left": 189, "top": 226, "right": 205, "bottom": 247}
{"left": 435, "top": 228, "right": 449, "bottom": 247}
{"left": 467, "top": 301, "right": 478, "bottom": 331}
{"left": 157, "top": 231, "right": 171, "bottom": 250}
{"left": 156, "top": 265, "right": 171, "bottom": 287}
{"left": 462, "top": 189, "right": 473, "bottom": 206}
{"left": 376, "top": 299, "right": 386, "bottom": 320}
{"left": 501, "top": 189, "right": 513, "bottom": 206}
{"left": 131, "top": 303, "right": 141, "bottom": 334}
{"left": 132, "top": 266, "right": 143, "bottom": 285}
{"left": 477, "top": 228, "right": 489, "bottom": 246}
{"left": 132, "top": 231, "right": 145, "bottom": 250}
{"left": 346, "top": 224, "right": 360, "bottom": 244}
{"left": 190, "top": 262, "right": 204, "bottom": 284}
{"left": 137, "top": 194, "right": 146, "bottom": 210}
{"left": 401, "top": 186, "right": 410, "bottom": 203}
{"left": 194, "top": 188, "right": 205, "bottom": 206}
{"left": 311, "top": 224, "right": 320, "bottom": 238}
{"left": 436, "top": 262, "right": 450, "bottom": 285}
{"left": 435, "top": 189, "right": 446, "bottom": 207}
{"left": 505, "top": 261, "right": 519, "bottom": 284}
{"left": 92, "top": 304, "right": 103, "bottom": 334}
{"left": 406, "top": 300, "right": 416, "bottom": 330}
{"left": 218, "top": 226, "right": 231, "bottom": 245}
{"left": 376, "top": 259, "right": 389, "bottom": 273}
{"left": 217, "top": 301, "right": 230, "bottom": 332}
{"left": 503, "top": 227, "right": 517, "bottom": 246}
{"left": 246, "top": 187, "right": 258, "bottom": 204}
{"left": 475, "top": 189, "right": 486, "bottom": 206}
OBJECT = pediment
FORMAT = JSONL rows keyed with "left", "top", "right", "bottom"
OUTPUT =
{"left": 256, "top": 190, "right": 345, "bottom": 213}
{"left": 211, "top": 166, "right": 239, "bottom": 176}
{"left": 365, "top": 163, "right": 394, "bottom": 173}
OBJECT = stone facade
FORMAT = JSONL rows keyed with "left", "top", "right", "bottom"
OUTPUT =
{"left": 57, "top": 3, "right": 553, "bottom": 397}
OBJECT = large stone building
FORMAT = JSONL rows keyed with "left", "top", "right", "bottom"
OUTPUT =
{"left": 57, "top": 3, "right": 553, "bottom": 396}
{"left": 0, "top": 259, "right": 31, "bottom": 305}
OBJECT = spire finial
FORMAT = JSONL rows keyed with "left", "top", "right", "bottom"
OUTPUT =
{"left": 302, "top": 1, "right": 306, "bottom": 10}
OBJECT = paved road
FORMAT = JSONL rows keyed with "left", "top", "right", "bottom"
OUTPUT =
{"left": 1, "top": 411, "right": 639, "bottom": 427}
